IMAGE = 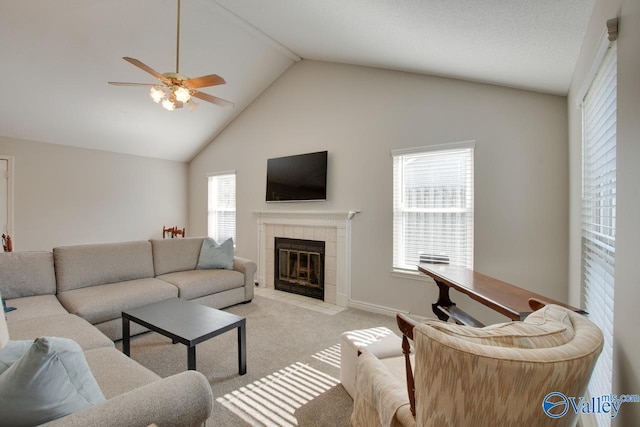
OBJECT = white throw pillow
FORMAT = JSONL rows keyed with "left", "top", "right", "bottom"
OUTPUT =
{"left": 0, "top": 336, "right": 105, "bottom": 426}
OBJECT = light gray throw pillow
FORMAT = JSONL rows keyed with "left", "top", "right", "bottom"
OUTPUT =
{"left": 197, "top": 237, "right": 234, "bottom": 270}
{"left": 0, "top": 340, "right": 33, "bottom": 375}
{"left": 0, "top": 336, "right": 106, "bottom": 426}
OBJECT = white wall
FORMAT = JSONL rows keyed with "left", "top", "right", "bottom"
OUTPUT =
{"left": 190, "top": 60, "right": 568, "bottom": 324}
{"left": 0, "top": 136, "right": 188, "bottom": 251}
{"left": 568, "top": 0, "right": 640, "bottom": 425}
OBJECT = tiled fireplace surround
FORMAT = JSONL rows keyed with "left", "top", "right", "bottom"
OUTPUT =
{"left": 255, "top": 211, "right": 352, "bottom": 307}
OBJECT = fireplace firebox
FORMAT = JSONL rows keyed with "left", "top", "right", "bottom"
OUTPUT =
{"left": 274, "top": 237, "right": 325, "bottom": 300}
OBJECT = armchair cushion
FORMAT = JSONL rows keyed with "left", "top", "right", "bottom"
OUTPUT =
{"left": 424, "top": 304, "right": 574, "bottom": 349}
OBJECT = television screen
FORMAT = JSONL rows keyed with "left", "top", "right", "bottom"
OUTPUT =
{"left": 266, "top": 151, "right": 328, "bottom": 202}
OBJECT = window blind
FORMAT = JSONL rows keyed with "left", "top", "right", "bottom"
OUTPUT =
{"left": 208, "top": 172, "right": 236, "bottom": 243}
{"left": 582, "top": 42, "right": 616, "bottom": 427}
{"left": 393, "top": 143, "right": 474, "bottom": 270}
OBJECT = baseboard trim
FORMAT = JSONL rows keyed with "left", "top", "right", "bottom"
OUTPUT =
{"left": 347, "top": 299, "right": 429, "bottom": 322}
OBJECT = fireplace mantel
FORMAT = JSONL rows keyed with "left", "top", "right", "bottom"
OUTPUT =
{"left": 254, "top": 210, "right": 358, "bottom": 225}
{"left": 254, "top": 210, "right": 358, "bottom": 307}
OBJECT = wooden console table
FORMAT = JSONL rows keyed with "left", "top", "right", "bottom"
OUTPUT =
{"left": 418, "top": 263, "right": 585, "bottom": 327}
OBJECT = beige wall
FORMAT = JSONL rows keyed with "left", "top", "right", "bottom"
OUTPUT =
{"left": 0, "top": 136, "right": 188, "bottom": 251}
{"left": 568, "top": 0, "right": 640, "bottom": 425}
{"left": 190, "top": 60, "right": 568, "bottom": 325}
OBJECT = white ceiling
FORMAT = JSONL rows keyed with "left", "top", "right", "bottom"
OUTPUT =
{"left": 0, "top": 0, "right": 595, "bottom": 162}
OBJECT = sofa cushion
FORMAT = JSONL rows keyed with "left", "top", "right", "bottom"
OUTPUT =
{"left": 4, "top": 295, "right": 68, "bottom": 322}
{"left": 54, "top": 241, "right": 155, "bottom": 292}
{"left": 0, "top": 251, "right": 57, "bottom": 299}
{"left": 83, "top": 347, "right": 161, "bottom": 399}
{"left": 7, "top": 314, "right": 114, "bottom": 351}
{"left": 0, "top": 337, "right": 105, "bottom": 426}
{"left": 156, "top": 269, "right": 245, "bottom": 300}
{"left": 57, "top": 278, "right": 178, "bottom": 324}
{"left": 197, "top": 237, "right": 234, "bottom": 270}
{"left": 150, "top": 237, "right": 204, "bottom": 276}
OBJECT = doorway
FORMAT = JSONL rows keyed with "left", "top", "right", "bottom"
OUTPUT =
{"left": 0, "top": 156, "right": 13, "bottom": 252}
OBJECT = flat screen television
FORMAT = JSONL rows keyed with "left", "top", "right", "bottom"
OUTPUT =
{"left": 266, "top": 151, "right": 328, "bottom": 202}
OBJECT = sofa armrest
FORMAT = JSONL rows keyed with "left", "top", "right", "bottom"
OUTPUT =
{"left": 233, "top": 256, "right": 257, "bottom": 301}
{"left": 232, "top": 256, "right": 256, "bottom": 276}
{"left": 42, "top": 370, "right": 213, "bottom": 427}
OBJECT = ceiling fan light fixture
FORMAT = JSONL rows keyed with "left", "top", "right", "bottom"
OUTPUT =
{"left": 162, "top": 98, "right": 176, "bottom": 111}
{"left": 174, "top": 86, "right": 191, "bottom": 103}
{"left": 150, "top": 86, "right": 165, "bottom": 103}
{"left": 109, "top": 0, "right": 234, "bottom": 111}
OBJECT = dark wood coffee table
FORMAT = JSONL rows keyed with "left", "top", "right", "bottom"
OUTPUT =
{"left": 122, "top": 297, "right": 246, "bottom": 373}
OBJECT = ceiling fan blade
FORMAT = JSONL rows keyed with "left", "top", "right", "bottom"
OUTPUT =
{"left": 122, "top": 57, "right": 169, "bottom": 83}
{"left": 183, "top": 74, "right": 226, "bottom": 89}
{"left": 108, "top": 82, "right": 156, "bottom": 87}
{"left": 192, "top": 91, "right": 234, "bottom": 109}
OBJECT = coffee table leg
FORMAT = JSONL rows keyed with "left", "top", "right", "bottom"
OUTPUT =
{"left": 122, "top": 317, "right": 130, "bottom": 357}
{"left": 188, "top": 346, "right": 196, "bottom": 370}
{"left": 238, "top": 320, "right": 246, "bottom": 375}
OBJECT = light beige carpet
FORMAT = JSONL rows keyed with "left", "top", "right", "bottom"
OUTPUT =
{"left": 116, "top": 295, "right": 399, "bottom": 426}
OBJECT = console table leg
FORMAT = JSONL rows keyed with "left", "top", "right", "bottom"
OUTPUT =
{"left": 432, "top": 279, "right": 455, "bottom": 322}
{"left": 122, "top": 317, "right": 131, "bottom": 357}
{"left": 238, "top": 320, "right": 247, "bottom": 375}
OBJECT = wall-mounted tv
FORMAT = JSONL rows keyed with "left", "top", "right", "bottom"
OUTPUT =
{"left": 266, "top": 151, "right": 328, "bottom": 202}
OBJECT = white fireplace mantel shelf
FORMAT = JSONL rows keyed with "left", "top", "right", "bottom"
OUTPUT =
{"left": 254, "top": 210, "right": 358, "bottom": 307}
{"left": 253, "top": 210, "right": 361, "bottom": 225}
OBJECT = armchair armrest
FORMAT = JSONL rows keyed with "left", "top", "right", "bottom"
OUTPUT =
{"left": 43, "top": 371, "right": 213, "bottom": 427}
{"left": 352, "top": 352, "right": 412, "bottom": 427}
{"left": 396, "top": 313, "right": 418, "bottom": 416}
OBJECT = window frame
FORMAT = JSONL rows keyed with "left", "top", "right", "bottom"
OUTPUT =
{"left": 392, "top": 140, "right": 475, "bottom": 273}
{"left": 580, "top": 40, "right": 617, "bottom": 427}
{"left": 207, "top": 171, "right": 236, "bottom": 245}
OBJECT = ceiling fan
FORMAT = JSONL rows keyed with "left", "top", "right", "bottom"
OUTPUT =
{"left": 108, "top": 0, "right": 233, "bottom": 111}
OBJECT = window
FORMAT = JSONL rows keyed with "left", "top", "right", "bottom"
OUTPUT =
{"left": 581, "top": 41, "right": 616, "bottom": 427}
{"left": 392, "top": 142, "right": 474, "bottom": 271}
{"left": 207, "top": 172, "right": 236, "bottom": 243}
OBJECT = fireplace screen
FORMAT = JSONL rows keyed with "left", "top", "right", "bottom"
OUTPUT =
{"left": 275, "top": 238, "right": 325, "bottom": 300}
{"left": 279, "top": 249, "right": 322, "bottom": 287}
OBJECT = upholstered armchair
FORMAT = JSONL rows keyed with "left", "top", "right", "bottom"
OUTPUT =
{"left": 350, "top": 304, "right": 603, "bottom": 427}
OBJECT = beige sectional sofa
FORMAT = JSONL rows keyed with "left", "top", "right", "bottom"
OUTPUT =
{"left": 0, "top": 237, "right": 257, "bottom": 426}
{"left": 53, "top": 238, "right": 256, "bottom": 340}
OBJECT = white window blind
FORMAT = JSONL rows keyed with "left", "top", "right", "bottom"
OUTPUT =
{"left": 208, "top": 172, "right": 236, "bottom": 243}
{"left": 582, "top": 41, "right": 616, "bottom": 427}
{"left": 393, "top": 142, "right": 474, "bottom": 270}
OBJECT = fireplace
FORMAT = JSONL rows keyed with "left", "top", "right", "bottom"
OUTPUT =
{"left": 255, "top": 210, "right": 354, "bottom": 307}
{"left": 274, "top": 237, "right": 325, "bottom": 300}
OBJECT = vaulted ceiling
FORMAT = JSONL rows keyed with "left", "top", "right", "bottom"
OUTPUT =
{"left": 0, "top": 0, "right": 595, "bottom": 162}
